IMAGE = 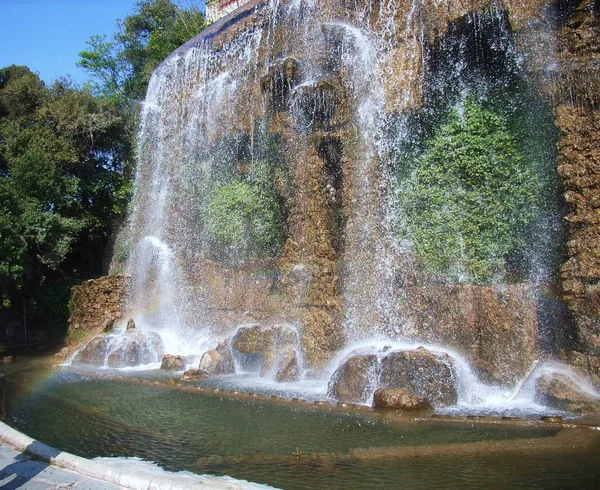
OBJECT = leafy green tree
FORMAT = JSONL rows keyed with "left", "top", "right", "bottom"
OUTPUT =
{"left": 397, "top": 97, "right": 545, "bottom": 283}
{"left": 78, "top": 0, "right": 207, "bottom": 107}
{"left": 0, "top": 66, "right": 130, "bottom": 331}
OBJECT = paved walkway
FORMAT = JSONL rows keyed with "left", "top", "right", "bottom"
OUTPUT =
{"left": 0, "top": 421, "right": 271, "bottom": 490}
{"left": 0, "top": 443, "right": 124, "bottom": 489}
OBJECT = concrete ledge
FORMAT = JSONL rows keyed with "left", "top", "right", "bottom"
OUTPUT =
{"left": 0, "top": 420, "right": 272, "bottom": 489}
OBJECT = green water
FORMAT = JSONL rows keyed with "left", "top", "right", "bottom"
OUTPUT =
{"left": 2, "top": 360, "right": 600, "bottom": 489}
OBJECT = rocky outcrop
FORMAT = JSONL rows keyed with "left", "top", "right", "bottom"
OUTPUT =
{"left": 536, "top": 373, "right": 600, "bottom": 414}
{"left": 275, "top": 347, "right": 300, "bottom": 382}
{"left": 72, "top": 328, "right": 164, "bottom": 368}
{"left": 379, "top": 349, "right": 458, "bottom": 408}
{"left": 232, "top": 324, "right": 298, "bottom": 375}
{"left": 550, "top": 0, "right": 600, "bottom": 385}
{"left": 199, "top": 342, "right": 235, "bottom": 375}
{"left": 396, "top": 284, "right": 539, "bottom": 385}
{"left": 161, "top": 355, "right": 186, "bottom": 371}
{"left": 181, "top": 369, "right": 207, "bottom": 381}
{"left": 66, "top": 276, "right": 130, "bottom": 353}
{"left": 105, "top": 330, "right": 164, "bottom": 368}
{"left": 72, "top": 336, "right": 109, "bottom": 365}
{"left": 327, "top": 354, "right": 379, "bottom": 404}
{"left": 327, "top": 347, "right": 458, "bottom": 407}
{"left": 372, "top": 388, "right": 432, "bottom": 412}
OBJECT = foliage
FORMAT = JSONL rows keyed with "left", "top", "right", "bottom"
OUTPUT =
{"left": 0, "top": 65, "right": 129, "bottom": 325}
{"left": 78, "top": 0, "right": 207, "bottom": 107}
{"left": 206, "top": 160, "right": 288, "bottom": 260}
{"left": 397, "top": 96, "right": 548, "bottom": 283}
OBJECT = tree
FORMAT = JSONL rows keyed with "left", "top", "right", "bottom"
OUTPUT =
{"left": 0, "top": 66, "right": 130, "bottom": 332}
{"left": 78, "top": 0, "right": 207, "bottom": 107}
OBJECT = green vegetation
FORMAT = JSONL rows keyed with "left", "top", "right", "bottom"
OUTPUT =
{"left": 79, "top": 0, "right": 207, "bottom": 108}
{"left": 0, "top": 0, "right": 208, "bottom": 338}
{"left": 397, "top": 96, "right": 551, "bottom": 283}
{"left": 206, "top": 176, "right": 287, "bottom": 260}
{"left": 203, "top": 128, "right": 289, "bottom": 261}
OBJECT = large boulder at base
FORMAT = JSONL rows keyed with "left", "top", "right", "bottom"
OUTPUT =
{"left": 232, "top": 324, "right": 298, "bottom": 376}
{"left": 379, "top": 348, "right": 458, "bottom": 407}
{"left": 106, "top": 330, "right": 164, "bottom": 368}
{"left": 181, "top": 369, "right": 208, "bottom": 381}
{"left": 535, "top": 373, "right": 600, "bottom": 414}
{"left": 161, "top": 354, "right": 186, "bottom": 371}
{"left": 72, "top": 336, "right": 109, "bottom": 365}
{"left": 276, "top": 347, "right": 300, "bottom": 382}
{"left": 327, "top": 354, "right": 379, "bottom": 404}
{"left": 199, "top": 342, "right": 235, "bottom": 375}
{"left": 372, "top": 387, "right": 433, "bottom": 412}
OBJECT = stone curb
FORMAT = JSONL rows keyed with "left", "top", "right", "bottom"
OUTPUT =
{"left": 0, "top": 420, "right": 271, "bottom": 489}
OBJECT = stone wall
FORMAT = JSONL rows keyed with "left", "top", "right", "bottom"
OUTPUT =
{"left": 550, "top": 0, "right": 600, "bottom": 384}
{"left": 66, "top": 275, "right": 130, "bottom": 353}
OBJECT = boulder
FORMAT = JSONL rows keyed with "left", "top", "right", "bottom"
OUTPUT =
{"left": 72, "top": 336, "right": 109, "bottom": 365}
{"left": 372, "top": 387, "right": 433, "bottom": 412}
{"left": 126, "top": 318, "right": 136, "bottom": 332}
{"left": 327, "top": 354, "right": 379, "bottom": 404}
{"left": 276, "top": 347, "right": 300, "bottom": 382}
{"left": 161, "top": 354, "right": 186, "bottom": 371}
{"left": 106, "top": 330, "right": 164, "bottom": 368}
{"left": 199, "top": 342, "right": 235, "bottom": 375}
{"left": 535, "top": 373, "right": 600, "bottom": 414}
{"left": 379, "top": 348, "right": 458, "bottom": 407}
{"left": 232, "top": 325, "right": 297, "bottom": 376}
{"left": 181, "top": 369, "right": 208, "bottom": 381}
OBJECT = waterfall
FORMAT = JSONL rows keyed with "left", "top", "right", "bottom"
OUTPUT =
{"left": 80, "top": 0, "right": 600, "bottom": 413}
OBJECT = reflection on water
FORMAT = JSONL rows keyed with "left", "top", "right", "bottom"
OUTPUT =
{"left": 2, "top": 360, "right": 600, "bottom": 489}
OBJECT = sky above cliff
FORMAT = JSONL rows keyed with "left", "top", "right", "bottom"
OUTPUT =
{"left": 0, "top": 0, "right": 206, "bottom": 85}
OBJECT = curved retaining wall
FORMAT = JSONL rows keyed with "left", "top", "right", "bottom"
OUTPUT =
{"left": 0, "top": 420, "right": 271, "bottom": 490}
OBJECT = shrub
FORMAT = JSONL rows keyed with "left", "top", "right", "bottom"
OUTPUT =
{"left": 397, "top": 97, "right": 545, "bottom": 283}
{"left": 206, "top": 176, "right": 287, "bottom": 260}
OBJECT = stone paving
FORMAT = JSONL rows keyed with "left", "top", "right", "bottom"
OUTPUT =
{"left": 0, "top": 443, "right": 125, "bottom": 489}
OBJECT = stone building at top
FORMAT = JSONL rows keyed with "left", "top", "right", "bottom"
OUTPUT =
{"left": 205, "top": 0, "right": 253, "bottom": 23}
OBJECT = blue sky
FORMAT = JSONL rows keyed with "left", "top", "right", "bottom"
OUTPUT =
{"left": 0, "top": 0, "right": 205, "bottom": 85}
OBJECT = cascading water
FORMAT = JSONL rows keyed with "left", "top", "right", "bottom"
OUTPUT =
{"left": 80, "top": 0, "right": 600, "bottom": 415}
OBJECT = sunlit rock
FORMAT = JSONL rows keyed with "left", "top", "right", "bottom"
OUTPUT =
{"left": 181, "top": 369, "right": 208, "bottom": 381}
{"left": 106, "top": 330, "right": 164, "bottom": 368}
{"left": 275, "top": 346, "right": 300, "bottom": 382}
{"left": 535, "top": 373, "right": 600, "bottom": 414}
{"left": 232, "top": 324, "right": 298, "bottom": 375}
{"left": 72, "top": 336, "right": 109, "bottom": 365}
{"left": 379, "top": 348, "right": 458, "bottom": 408}
{"left": 327, "top": 354, "right": 379, "bottom": 404}
{"left": 372, "top": 387, "right": 432, "bottom": 412}
{"left": 199, "top": 342, "right": 235, "bottom": 375}
{"left": 161, "top": 354, "right": 186, "bottom": 371}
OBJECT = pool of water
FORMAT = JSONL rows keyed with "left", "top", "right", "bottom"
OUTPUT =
{"left": 2, "top": 359, "right": 600, "bottom": 489}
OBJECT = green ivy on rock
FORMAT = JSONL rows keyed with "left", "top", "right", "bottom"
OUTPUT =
{"left": 397, "top": 96, "right": 545, "bottom": 283}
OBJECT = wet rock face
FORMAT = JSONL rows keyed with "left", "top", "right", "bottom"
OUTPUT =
{"left": 106, "top": 330, "right": 164, "bottom": 368}
{"left": 535, "top": 373, "right": 600, "bottom": 414}
{"left": 232, "top": 324, "right": 298, "bottom": 375}
{"left": 73, "top": 328, "right": 164, "bottom": 368}
{"left": 199, "top": 342, "right": 235, "bottom": 375}
{"left": 379, "top": 349, "right": 458, "bottom": 408}
{"left": 181, "top": 369, "right": 208, "bottom": 381}
{"left": 396, "top": 284, "right": 539, "bottom": 386}
{"left": 327, "top": 348, "right": 459, "bottom": 407}
{"left": 275, "top": 346, "right": 300, "bottom": 382}
{"left": 72, "top": 336, "right": 109, "bottom": 365}
{"left": 372, "top": 388, "right": 432, "bottom": 412}
{"left": 327, "top": 354, "right": 379, "bottom": 404}
{"left": 67, "top": 275, "right": 130, "bottom": 347}
{"left": 161, "top": 355, "right": 186, "bottom": 371}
